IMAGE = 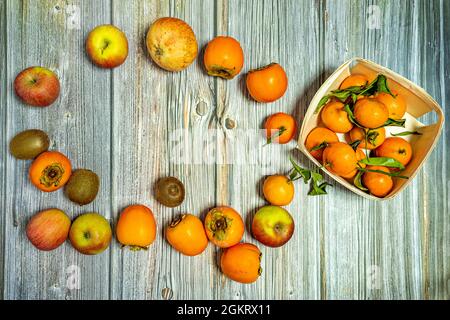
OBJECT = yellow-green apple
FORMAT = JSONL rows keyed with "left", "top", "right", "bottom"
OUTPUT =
{"left": 86, "top": 25, "right": 128, "bottom": 68}
{"left": 26, "top": 208, "right": 71, "bottom": 251}
{"left": 252, "top": 206, "right": 294, "bottom": 247}
{"left": 69, "top": 213, "right": 112, "bottom": 255}
{"left": 14, "top": 67, "right": 60, "bottom": 107}
{"left": 146, "top": 17, "right": 198, "bottom": 72}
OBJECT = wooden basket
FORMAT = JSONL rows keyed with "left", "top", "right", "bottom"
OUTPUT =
{"left": 297, "top": 58, "right": 445, "bottom": 200}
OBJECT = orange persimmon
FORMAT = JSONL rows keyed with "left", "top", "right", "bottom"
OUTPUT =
{"left": 203, "top": 36, "right": 244, "bottom": 79}
{"left": 204, "top": 206, "right": 244, "bottom": 248}
{"left": 246, "top": 63, "right": 288, "bottom": 103}
{"left": 116, "top": 204, "right": 157, "bottom": 249}
{"left": 220, "top": 243, "right": 262, "bottom": 284}
{"left": 166, "top": 214, "right": 208, "bottom": 256}
{"left": 29, "top": 151, "right": 72, "bottom": 192}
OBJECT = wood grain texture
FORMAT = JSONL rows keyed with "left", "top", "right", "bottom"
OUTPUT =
{"left": 0, "top": 0, "right": 7, "bottom": 301}
{"left": 1, "top": 0, "right": 449, "bottom": 300}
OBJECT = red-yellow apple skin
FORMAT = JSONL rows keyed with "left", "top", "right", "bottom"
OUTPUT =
{"left": 146, "top": 17, "right": 198, "bottom": 72}
{"left": 86, "top": 25, "right": 128, "bottom": 68}
{"left": 14, "top": 67, "right": 60, "bottom": 107}
{"left": 252, "top": 206, "right": 294, "bottom": 248}
{"left": 69, "top": 213, "right": 112, "bottom": 255}
{"left": 26, "top": 208, "right": 71, "bottom": 251}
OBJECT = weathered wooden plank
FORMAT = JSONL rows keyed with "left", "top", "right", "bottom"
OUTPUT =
{"left": 109, "top": 0, "right": 217, "bottom": 299}
{"left": 417, "top": 0, "right": 449, "bottom": 300}
{"left": 0, "top": 0, "right": 7, "bottom": 300}
{"left": 3, "top": 0, "right": 112, "bottom": 299}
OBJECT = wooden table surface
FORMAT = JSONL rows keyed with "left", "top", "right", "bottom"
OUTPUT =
{"left": 0, "top": 0, "right": 449, "bottom": 300}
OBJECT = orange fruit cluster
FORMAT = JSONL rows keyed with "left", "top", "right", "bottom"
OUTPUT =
{"left": 306, "top": 73, "right": 414, "bottom": 198}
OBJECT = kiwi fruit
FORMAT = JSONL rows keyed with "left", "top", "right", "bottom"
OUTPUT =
{"left": 65, "top": 169, "right": 99, "bottom": 205}
{"left": 9, "top": 129, "right": 50, "bottom": 159}
{"left": 155, "top": 177, "right": 185, "bottom": 207}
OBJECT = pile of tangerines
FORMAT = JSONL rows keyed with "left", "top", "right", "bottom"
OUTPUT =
{"left": 305, "top": 73, "right": 415, "bottom": 197}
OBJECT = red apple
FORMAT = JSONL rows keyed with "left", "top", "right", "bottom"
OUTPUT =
{"left": 86, "top": 25, "right": 128, "bottom": 68}
{"left": 69, "top": 213, "right": 112, "bottom": 255}
{"left": 14, "top": 66, "right": 60, "bottom": 107}
{"left": 26, "top": 208, "right": 71, "bottom": 251}
{"left": 252, "top": 205, "right": 294, "bottom": 247}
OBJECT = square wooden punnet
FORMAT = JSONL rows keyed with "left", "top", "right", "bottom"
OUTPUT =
{"left": 298, "top": 58, "right": 445, "bottom": 200}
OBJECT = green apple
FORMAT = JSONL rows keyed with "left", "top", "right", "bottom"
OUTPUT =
{"left": 252, "top": 205, "right": 294, "bottom": 247}
{"left": 69, "top": 213, "right": 112, "bottom": 255}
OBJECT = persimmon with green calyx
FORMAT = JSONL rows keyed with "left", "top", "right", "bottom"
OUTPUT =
{"left": 29, "top": 151, "right": 72, "bottom": 192}
{"left": 204, "top": 206, "right": 244, "bottom": 248}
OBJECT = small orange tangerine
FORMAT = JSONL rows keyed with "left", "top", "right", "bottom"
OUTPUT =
{"left": 375, "top": 137, "right": 413, "bottom": 167}
{"left": 262, "top": 175, "right": 295, "bottom": 206}
{"left": 353, "top": 98, "right": 389, "bottom": 129}
{"left": 264, "top": 112, "right": 297, "bottom": 144}
{"left": 305, "top": 127, "right": 339, "bottom": 161}
{"left": 375, "top": 91, "right": 407, "bottom": 120}
{"left": 322, "top": 142, "right": 357, "bottom": 177}
{"left": 321, "top": 101, "right": 353, "bottom": 133}
{"left": 362, "top": 165, "right": 394, "bottom": 197}
{"left": 340, "top": 74, "right": 368, "bottom": 89}
{"left": 348, "top": 127, "right": 386, "bottom": 150}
